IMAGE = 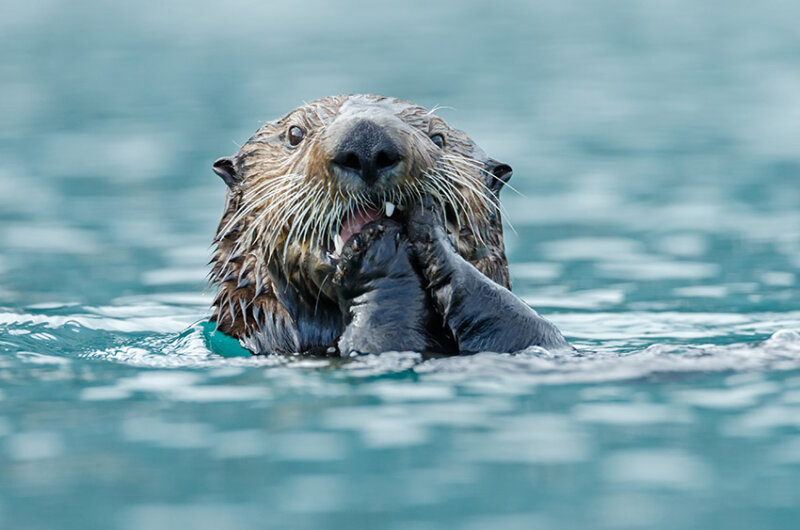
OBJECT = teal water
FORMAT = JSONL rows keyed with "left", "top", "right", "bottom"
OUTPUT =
{"left": 2, "top": 1, "right": 800, "bottom": 528}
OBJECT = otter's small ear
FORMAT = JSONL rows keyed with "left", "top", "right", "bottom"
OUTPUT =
{"left": 486, "top": 158, "right": 513, "bottom": 195}
{"left": 213, "top": 157, "right": 240, "bottom": 188}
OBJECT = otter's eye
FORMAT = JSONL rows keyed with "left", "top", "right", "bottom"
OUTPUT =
{"left": 430, "top": 133, "right": 445, "bottom": 149}
{"left": 288, "top": 126, "right": 305, "bottom": 146}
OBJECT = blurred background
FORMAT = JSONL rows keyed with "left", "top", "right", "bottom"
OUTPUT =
{"left": 1, "top": 1, "right": 800, "bottom": 529}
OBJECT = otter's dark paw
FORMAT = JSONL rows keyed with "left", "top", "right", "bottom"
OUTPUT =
{"left": 406, "top": 196, "right": 448, "bottom": 248}
{"left": 404, "top": 197, "right": 571, "bottom": 353}
{"left": 333, "top": 218, "right": 454, "bottom": 356}
{"left": 333, "top": 219, "right": 413, "bottom": 298}
{"left": 405, "top": 196, "right": 459, "bottom": 288}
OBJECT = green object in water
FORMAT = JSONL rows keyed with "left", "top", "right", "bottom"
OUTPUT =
{"left": 201, "top": 321, "right": 252, "bottom": 357}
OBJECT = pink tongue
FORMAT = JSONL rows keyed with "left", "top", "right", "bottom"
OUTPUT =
{"left": 340, "top": 206, "right": 383, "bottom": 244}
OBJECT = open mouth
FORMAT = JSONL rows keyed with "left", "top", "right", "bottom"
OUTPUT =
{"left": 330, "top": 201, "right": 402, "bottom": 258}
{"left": 326, "top": 199, "right": 463, "bottom": 261}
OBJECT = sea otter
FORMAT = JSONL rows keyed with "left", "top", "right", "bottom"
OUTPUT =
{"left": 209, "top": 94, "right": 569, "bottom": 355}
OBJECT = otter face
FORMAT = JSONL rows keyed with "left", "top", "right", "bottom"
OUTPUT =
{"left": 211, "top": 94, "right": 513, "bottom": 305}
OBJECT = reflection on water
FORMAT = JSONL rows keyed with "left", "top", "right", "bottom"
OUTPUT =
{"left": 1, "top": 0, "right": 800, "bottom": 528}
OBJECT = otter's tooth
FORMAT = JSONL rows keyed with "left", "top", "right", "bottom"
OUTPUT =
{"left": 384, "top": 201, "right": 395, "bottom": 217}
{"left": 334, "top": 234, "right": 344, "bottom": 255}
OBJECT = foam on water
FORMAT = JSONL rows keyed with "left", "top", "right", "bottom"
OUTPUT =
{"left": 2, "top": 304, "right": 800, "bottom": 382}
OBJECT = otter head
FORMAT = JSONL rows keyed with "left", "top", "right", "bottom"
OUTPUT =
{"left": 209, "top": 95, "right": 513, "bottom": 348}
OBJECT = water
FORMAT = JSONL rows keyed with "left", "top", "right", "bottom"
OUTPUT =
{"left": 2, "top": 1, "right": 800, "bottom": 528}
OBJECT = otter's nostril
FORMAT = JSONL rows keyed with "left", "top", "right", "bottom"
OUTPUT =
{"left": 375, "top": 150, "right": 399, "bottom": 171}
{"left": 341, "top": 153, "right": 361, "bottom": 171}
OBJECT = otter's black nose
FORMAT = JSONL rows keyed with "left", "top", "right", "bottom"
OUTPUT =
{"left": 331, "top": 120, "right": 403, "bottom": 185}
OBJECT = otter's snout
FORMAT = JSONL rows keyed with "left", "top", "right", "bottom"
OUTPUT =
{"left": 330, "top": 120, "right": 404, "bottom": 186}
